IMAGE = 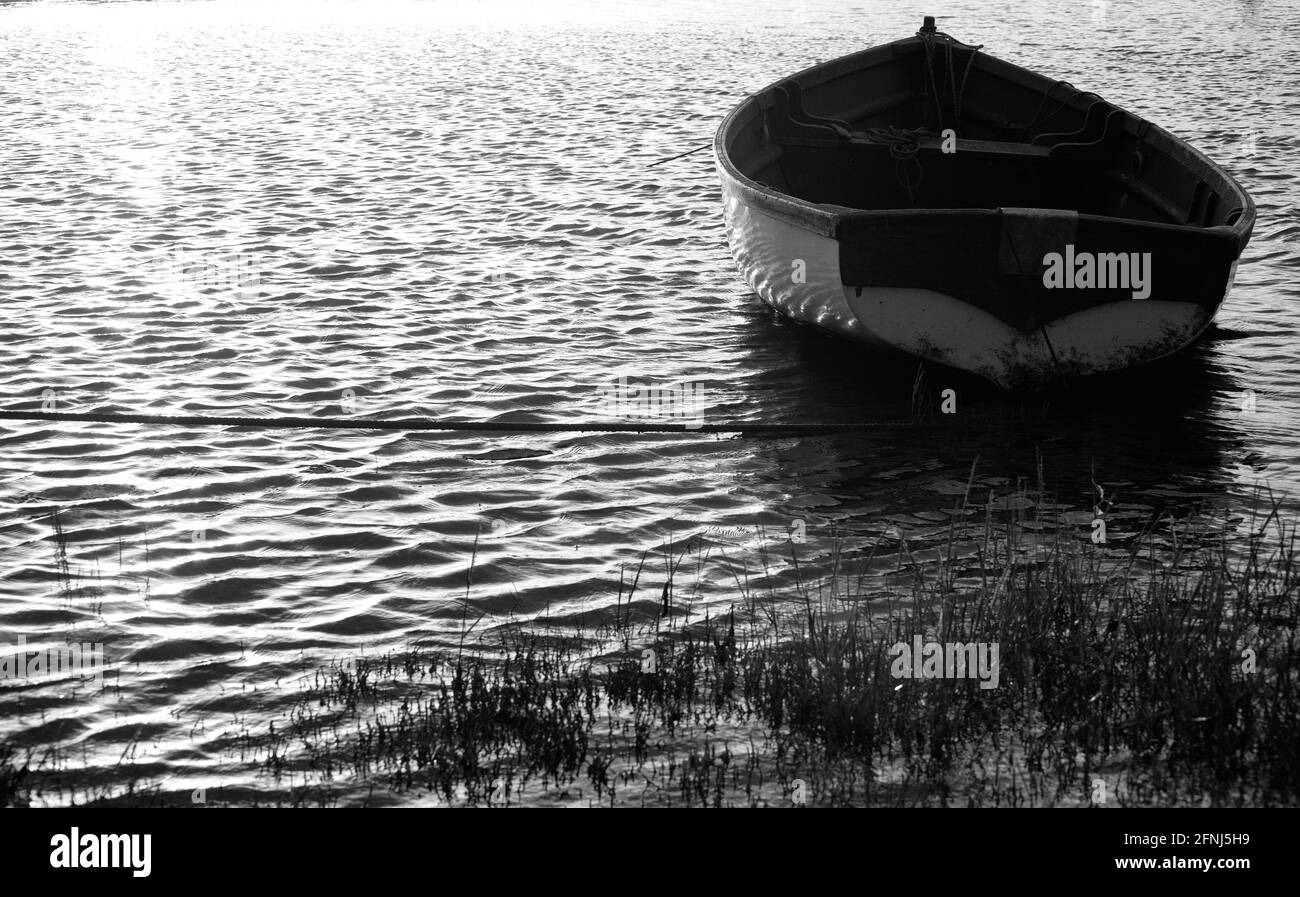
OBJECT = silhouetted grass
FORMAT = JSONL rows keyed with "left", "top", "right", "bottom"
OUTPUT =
{"left": 6, "top": 472, "right": 1298, "bottom": 806}
{"left": 0, "top": 744, "right": 31, "bottom": 808}
{"left": 243, "top": 478, "right": 1300, "bottom": 807}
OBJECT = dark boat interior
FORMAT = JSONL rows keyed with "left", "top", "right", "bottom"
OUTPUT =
{"left": 728, "top": 30, "right": 1249, "bottom": 232}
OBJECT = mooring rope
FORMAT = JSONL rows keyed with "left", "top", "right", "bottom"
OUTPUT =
{"left": 903, "top": 26, "right": 982, "bottom": 206}
{"left": 988, "top": 83, "right": 1102, "bottom": 144}
{"left": 0, "top": 408, "right": 923, "bottom": 435}
{"left": 921, "top": 31, "right": 946, "bottom": 131}
{"left": 955, "top": 38, "right": 982, "bottom": 122}
{"left": 647, "top": 143, "right": 711, "bottom": 168}
{"left": 918, "top": 28, "right": 983, "bottom": 133}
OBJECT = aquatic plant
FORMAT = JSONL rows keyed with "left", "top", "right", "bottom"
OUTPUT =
{"left": 244, "top": 478, "right": 1300, "bottom": 806}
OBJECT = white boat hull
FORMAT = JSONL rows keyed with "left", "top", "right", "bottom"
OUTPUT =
{"left": 718, "top": 168, "right": 1231, "bottom": 389}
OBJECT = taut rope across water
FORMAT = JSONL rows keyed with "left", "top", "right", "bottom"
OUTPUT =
{"left": 0, "top": 408, "right": 926, "bottom": 436}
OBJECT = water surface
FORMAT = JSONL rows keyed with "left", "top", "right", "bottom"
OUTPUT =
{"left": 0, "top": 0, "right": 1296, "bottom": 803}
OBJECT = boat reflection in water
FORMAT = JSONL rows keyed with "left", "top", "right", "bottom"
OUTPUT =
{"left": 710, "top": 300, "right": 1262, "bottom": 600}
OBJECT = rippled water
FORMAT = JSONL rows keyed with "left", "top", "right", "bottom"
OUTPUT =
{"left": 1, "top": 0, "right": 1297, "bottom": 804}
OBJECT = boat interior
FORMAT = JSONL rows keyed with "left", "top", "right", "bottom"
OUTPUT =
{"left": 727, "top": 35, "right": 1248, "bottom": 230}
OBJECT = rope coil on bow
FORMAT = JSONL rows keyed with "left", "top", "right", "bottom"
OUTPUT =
{"left": 855, "top": 125, "right": 935, "bottom": 204}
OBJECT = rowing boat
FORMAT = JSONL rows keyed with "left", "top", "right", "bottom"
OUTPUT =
{"left": 714, "top": 17, "right": 1255, "bottom": 389}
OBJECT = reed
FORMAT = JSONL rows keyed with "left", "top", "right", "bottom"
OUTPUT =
{"left": 4, "top": 473, "right": 1297, "bottom": 806}
{"left": 236, "top": 477, "right": 1300, "bottom": 806}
